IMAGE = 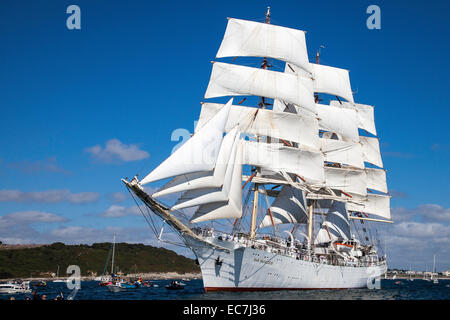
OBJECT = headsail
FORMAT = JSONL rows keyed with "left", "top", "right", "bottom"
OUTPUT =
{"left": 140, "top": 98, "right": 233, "bottom": 185}
{"left": 171, "top": 134, "right": 240, "bottom": 210}
{"left": 189, "top": 142, "right": 244, "bottom": 223}
{"left": 152, "top": 127, "right": 239, "bottom": 198}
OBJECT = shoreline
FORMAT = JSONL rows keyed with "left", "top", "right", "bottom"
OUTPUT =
{"left": 3, "top": 272, "right": 202, "bottom": 282}
{"left": 385, "top": 275, "right": 450, "bottom": 280}
{"left": 6, "top": 274, "right": 450, "bottom": 282}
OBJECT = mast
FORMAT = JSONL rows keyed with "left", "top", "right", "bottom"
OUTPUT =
{"left": 250, "top": 184, "right": 259, "bottom": 238}
{"left": 314, "top": 45, "right": 324, "bottom": 103}
{"left": 433, "top": 255, "right": 436, "bottom": 274}
{"left": 111, "top": 233, "right": 116, "bottom": 275}
{"left": 305, "top": 44, "right": 325, "bottom": 249}
{"left": 249, "top": 6, "right": 271, "bottom": 239}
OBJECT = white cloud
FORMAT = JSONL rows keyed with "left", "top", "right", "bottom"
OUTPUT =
{"left": 416, "top": 204, "right": 450, "bottom": 222}
{"left": 85, "top": 139, "right": 149, "bottom": 163}
{"left": 108, "top": 192, "right": 128, "bottom": 203}
{"left": 0, "top": 211, "right": 67, "bottom": 229}
{"left": 100, "top": 205, "right": 141, "bottom": 218}
{"left": 393, "top": 221, "right": 450, "bottom": 239}
{"left": 0, "top": 189, "right": 100, "bottom": 204}
{"left": 6, "top": 157, "right": 70, "bottom": 175}
{"left": 391, "top": 204, "right": 450, "bottom": 223}
{"left": 375, "top": 204, "right": 450, "bottom": 270}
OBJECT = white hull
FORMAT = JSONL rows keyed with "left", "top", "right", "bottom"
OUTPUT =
{"left": 185, "top": 235, "right": 386, "bottom": 291}
{"left": 0, "top": 283, "right": 31, "bottom": 294}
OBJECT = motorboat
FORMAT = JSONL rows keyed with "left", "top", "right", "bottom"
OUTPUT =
{"left": 0, "top": 280, "right": 32, "bottom": 294}
{"left": 165, "top": 280, "right": 185, "bottom": 290}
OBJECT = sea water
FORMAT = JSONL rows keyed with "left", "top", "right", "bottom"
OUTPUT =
{"left": 0, "top": 279, "right": 449, "bottom": 300}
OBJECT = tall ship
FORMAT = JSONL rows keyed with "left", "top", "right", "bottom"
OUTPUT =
{"left": 123, "top": 8, "right": 392, "bottom": 291}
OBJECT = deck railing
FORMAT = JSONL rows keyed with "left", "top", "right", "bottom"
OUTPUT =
{"left": 192, "top": 227, "right": 386, "bottom": 269}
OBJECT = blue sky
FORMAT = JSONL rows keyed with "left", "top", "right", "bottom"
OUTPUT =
{"left": 0, "top": 0, "right": 449, "bottom": 271}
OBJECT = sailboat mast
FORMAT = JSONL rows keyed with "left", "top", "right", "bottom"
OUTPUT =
{"left": 111, "top": 233, "right": 116, "bottom": 275}
{"left": 433, "top": 255, "right": 436, "bottom": 273}
{"left": 249, "top": 6, "right": 271, "bottom": 240}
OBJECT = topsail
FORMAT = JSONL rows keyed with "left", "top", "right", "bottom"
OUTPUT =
{"left": 204, "top": 62, "right": 316, "bottom": 115}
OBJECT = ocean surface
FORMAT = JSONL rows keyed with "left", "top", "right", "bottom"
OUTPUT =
{"left": 1, "top": 279, "right": 449, "bottom": 300}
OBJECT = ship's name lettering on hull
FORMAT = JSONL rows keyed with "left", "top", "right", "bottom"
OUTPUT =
{"left": 253, "top": 258, "right": 273, "bottom": 265}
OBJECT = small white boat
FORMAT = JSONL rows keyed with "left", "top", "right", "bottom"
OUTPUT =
{"left": 53, "top": 278, "right": 68, "bottom": 283}
{"left": 107, "top": 279, "right": 136, "bottom": 292}
{"left": 432, "top": 255, "right": 439, "bottom": 284}
{"left": 407, "top": 264, "right": 414, "bottom": 281}
{"left": 165, "top": 280, "right": 186, "bottom": 290}
{"left": 107, "top": 283, "right": 126, "bottom": 292}
{"left": 0, "top": 281, "right": 31, "bottom": 294}
{"left": 53, "top": 266, "right": 68, "bottom": 283}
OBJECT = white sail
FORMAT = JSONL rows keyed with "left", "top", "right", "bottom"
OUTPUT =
{"left": 360, "top": 136, "right": 383, "bottom": 168}
{"left": 365, "top": 168, "right": 387, "bottom": 193}
{"left": 311, "top": 63, "right": 354, "bottom": 103}
{"left": 190, "top": 142, "right": 243, "bottom": 223}
{"left": 347, "top": 194, "right": 391, "bottom": 220}
{"left": 273, "top": 99, "right": 286, "bottom": 113}
{"left": 315, "top": 201, "right": 351, "bottom": 244}
{"left": 196, "top": 102, "right": 320, "bottom": 151}
{"left": 173, "top": 187, "right": 221, "bottom": 207}
{"left": 216, "top": 18, "right": 312, "bottom": 73}
{"left": 171, "top": 136, "right": 239, "bottom": 210}
{"left": 140, "top": 98, "right": 233, "bottom": 185}
{"left": 243, "top": 140, "right": 325, "bottom": 183}
{"left": 316, "top": 103, "right": 359, "bottom": 143}
{"left": 330, "top": 101, "right": 377, "bottom": 136}
{"left": 273, "top": 99, "right": 298, "bottom": 114}
{"left": 152, "top": 172, "right": 210, "bottom": 197}
{"left": 285, "top": 63, "right": 354, "bottom": 103}
{"left": 323, "top": 166, "right": 367, "bottom": 196}
{"left": 152, "top": 128, "right": 239, "bottom": 198}
{"left": 204, "top": 62, "right": 316, "bottom": 115}
{"left": 259, "top": 186, "right": 308, "bottom": 228}
{"left": 321, "top": 138, "right": 364, "bottom": 169}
